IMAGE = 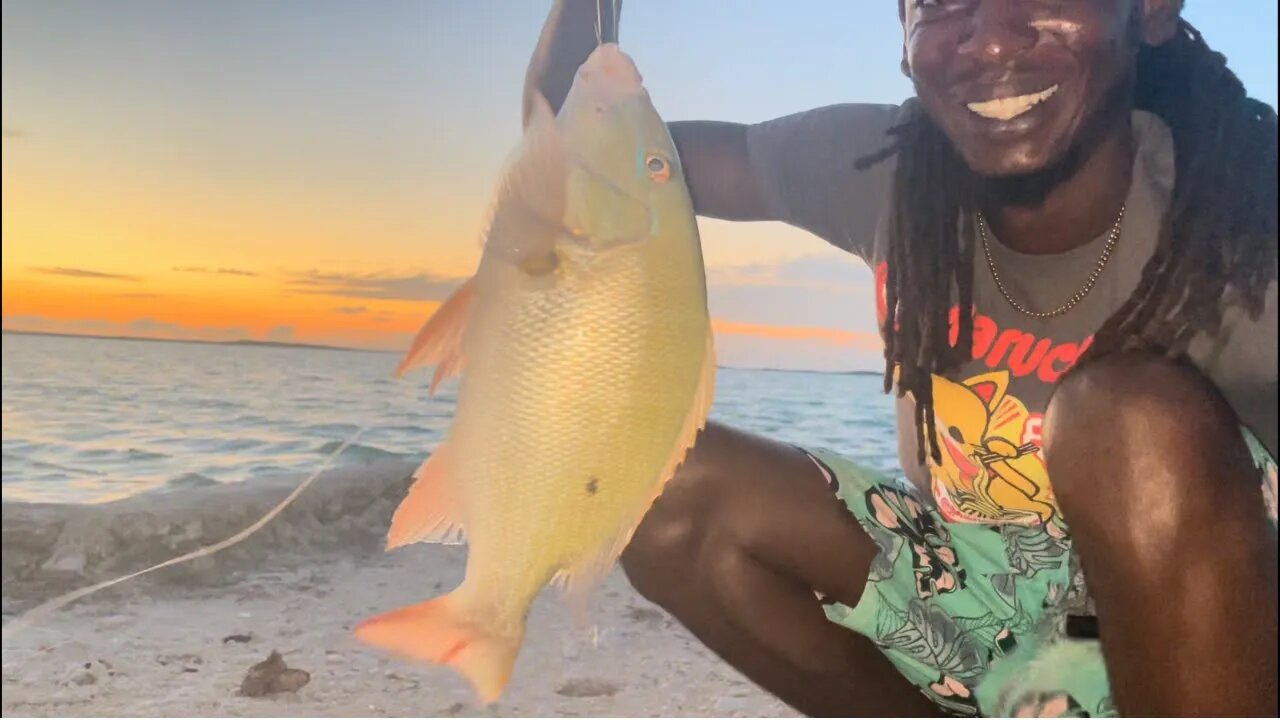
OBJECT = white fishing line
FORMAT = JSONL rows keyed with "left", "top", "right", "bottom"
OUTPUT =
{"left": 0, "top": 426, "right": 369, "bottom": 643}
{"left": 595, "top": 0, "right": 620, "bottom": 46}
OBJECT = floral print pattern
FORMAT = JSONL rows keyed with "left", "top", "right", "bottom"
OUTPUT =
{"left": 863, "top": 485, "right": 969, "bottom": 598}
{"left": 807, "top": 434, "right": 1274, "bottom": 719}
{"left": 812, "top": 450, "right": 1106, "bottom": 717}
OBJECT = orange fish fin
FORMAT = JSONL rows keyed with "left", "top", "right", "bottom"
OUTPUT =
{"left": 395, "top": 277, "right": 477, "bottom": 392}
{"left": 386, "top": 442, "right": 465, "bottom": 549}
{"left": 557, "top": 330, "right": 717, "bottom": 621}
{"left": 354, "top": 592, "right": 518, "bottom": 705}
{"left": 483, "top": 93, "right": 569, "bottom": 269}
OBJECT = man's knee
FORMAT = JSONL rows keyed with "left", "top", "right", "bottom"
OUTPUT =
{"left": 620, "top": 462, "right": 720, "bottom": 603}
{"left": 1044, "top": 352, "right": 1254, "bottom": 530}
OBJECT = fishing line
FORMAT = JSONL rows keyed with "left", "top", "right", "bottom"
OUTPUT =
{"left": 595, "top": 0, "right": 620, "bottom": 46}
{"left": 1, "top": 425, "right": 370, "bottom": 643}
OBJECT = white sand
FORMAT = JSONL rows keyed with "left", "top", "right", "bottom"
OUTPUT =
{"left": 1, "top": 461, "right": 797, "bottom": 718}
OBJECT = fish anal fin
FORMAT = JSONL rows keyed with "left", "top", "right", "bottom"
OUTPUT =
{"left": 354, "top": 592, "right": 519, "bottom": 706}
{"left": 396, "top": 277, "right": 476, "bottom": 390}
{"left": 387, "top": 442, "right": 465, "bottom": 550}
{"left": 556, "top": 330, "right": 717, "bottom": 623}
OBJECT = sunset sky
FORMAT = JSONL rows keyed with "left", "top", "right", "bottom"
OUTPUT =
{"left": 3, "top": 1, "right": 1276, "bottom": 371}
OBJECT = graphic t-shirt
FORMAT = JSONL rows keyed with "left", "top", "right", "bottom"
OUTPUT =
{"left": 745, "top": 103, "right": 1279, "bottom": 530}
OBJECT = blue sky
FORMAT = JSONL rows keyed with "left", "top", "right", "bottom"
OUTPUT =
{"left": 3, "top": 1, "right": 1276, "bottom": 369}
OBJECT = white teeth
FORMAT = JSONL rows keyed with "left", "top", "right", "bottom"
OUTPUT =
{"left": 966, "top": 85, "right": 1059, "bottom": 121}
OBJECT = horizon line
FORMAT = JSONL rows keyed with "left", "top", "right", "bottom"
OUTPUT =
{"left": 1, "top": 329, "right": 883, "bottom": 377}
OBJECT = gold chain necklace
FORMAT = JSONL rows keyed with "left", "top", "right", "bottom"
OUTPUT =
{"left": 977, "top": 204, "right": 1125, "bottom": 319}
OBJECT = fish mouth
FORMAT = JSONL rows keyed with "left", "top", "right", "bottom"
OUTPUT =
{"left": 965, "top": 85, "right": 1059, "bottom": 121}
{"left": 577, "top": 43, "right": 644, "bottom": 97}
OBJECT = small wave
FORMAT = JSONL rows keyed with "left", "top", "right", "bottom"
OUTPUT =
{"left": 246, "top": 464, "right": 293, "bottom": 478}
{"left": 71, "top": 447, "right": 118, "bottom": 461}
{"left": 125, "top": 448, "right": 171, "bottom": 462}
{"left": 306, "top": 422, "right": 362, "bottom": 435}
{"left": 182, "top": 437, "right": 266, "bottom": 454}
{"left": 226, "top": 413, "right": 279, "bottom": 429}
{"left": 261, "top": 439, "right": 313, "bottom": 455}
{"left": 191, "top": 398, "right": 243, "bottom": 412}
{"left": 4, "top": 456, "right": 107, "bottom": 477}
{"left": 160, "top": 472, "right": 220, "bottom": 491}
{"left": 62, "top": 425, "right": 132, "bottom": 443}
{"left": 316, "top": 440, "right": 406, "bottom": 465}
{"left": 379, "top": 424, "right": 434, "bottom": 436}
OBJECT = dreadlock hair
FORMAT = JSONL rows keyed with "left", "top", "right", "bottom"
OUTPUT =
{"left": 865, "top": 20, "right": 1278, "bottom": 465}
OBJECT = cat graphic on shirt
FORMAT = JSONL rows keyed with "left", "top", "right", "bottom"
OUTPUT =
{"left": 929, "top": 371, "right": 1062, "bottom": 532}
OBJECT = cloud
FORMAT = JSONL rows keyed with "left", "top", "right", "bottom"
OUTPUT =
{"left": 122, "top": 317, "right": 249, "bottom": 342}
{"left": 706, "top": 253, "right": 879, "bottom": 339}
{"left": 707, "top": 253, "right": 870, "bottom": 293}
{"left": 3, "top": 315, "right": 123, "bottom": 336}
{"left": 172, "top": 266, "right": 259, "bottom": 277}
{"left": 287, "top": 270, "right": 463, "bottom": 301}
{"left": 32, "top": 266, "right": 141, "bottom": 282}
{"left": 127, "top": 318, "right": 183, "bottom": 335}
{"left": 712, "top": 332, "right": 882, "bottom": 373}
{"left": 711, "top": 319, "right": 882, "bottom": 352}
{"left": 3, "top": 128, "right": 27, "bottom": 140}
{"left": 334, "top": 305, "right": 368, "bottom": 314}
{"left": 266, "top": 325, "right": 294, "bottom": 341}
{"left": 116, "top": 292, "right": 164, "bottom": 299}
{"left": 4, "top": 314, "right": 249, "bottom": 343}
{"left": 701, "top": 253, "right": 881, "bottom": 371}
{"left": 3, "top": 315, "right": 43, "bottom": 325}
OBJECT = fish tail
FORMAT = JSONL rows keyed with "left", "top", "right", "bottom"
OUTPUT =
{"left": 354, "top": 593, "right": 519, "bottom": 705}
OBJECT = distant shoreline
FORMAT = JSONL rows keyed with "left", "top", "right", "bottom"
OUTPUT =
{"left": 738, "top": 366, "right": 882, "bottom": 378}
{"left": 0, "top": 328, "right": 393, "bottom": 355}
{"left": 1, "top": 329, "right": 882, "bottom": 376}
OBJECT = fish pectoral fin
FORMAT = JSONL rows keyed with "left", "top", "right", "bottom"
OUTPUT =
{"left": 555, "top": 329, "right": 717, "bottom": 622}
{"left": 387, "top": 441, "right": 466, "bottom": 549}
{"left": 396, "top": 277, "right": 476, "bottom": 392}
{"left": 484, "top": 92, "right": 571, "bottom": 269}
{"left": 354, "top": 592, "right": 518, "bottom": 706}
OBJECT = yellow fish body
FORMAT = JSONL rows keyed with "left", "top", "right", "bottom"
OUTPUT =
{"left": 355, "top": 44, "right": 715, "bottom": 703}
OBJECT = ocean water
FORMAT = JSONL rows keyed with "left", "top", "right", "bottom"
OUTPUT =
{"left": 1, "top": 332, "right": 900, "bottom": 504}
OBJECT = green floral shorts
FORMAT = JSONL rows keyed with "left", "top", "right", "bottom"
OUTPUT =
{"left": 802, "top": 429, "right": 1277, "bottom": 717}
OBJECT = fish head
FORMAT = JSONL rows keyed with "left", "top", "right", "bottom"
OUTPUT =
{"left": 556, "top": 43, "right": 689, "bottom": 252}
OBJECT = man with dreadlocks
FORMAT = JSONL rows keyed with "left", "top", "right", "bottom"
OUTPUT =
{"left": 530, "top": 0, "right": 1277, "bottom": 716}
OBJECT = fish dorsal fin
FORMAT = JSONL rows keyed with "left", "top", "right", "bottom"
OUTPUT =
{"left": 396, "top": 97, "right": 566, "bottom": 386}
{"left": 483, "top": 93, "right": 569, "bottom": 271}
{"left": 555, "top": 329, "right": 717, "bottom": 624}
{"left": 396, "top": 277, "right": 476, "bottom": 392}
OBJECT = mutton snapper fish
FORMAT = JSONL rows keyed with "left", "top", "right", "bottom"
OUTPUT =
{"left": 354, "top": 43, "right": 715, "bottom": 703}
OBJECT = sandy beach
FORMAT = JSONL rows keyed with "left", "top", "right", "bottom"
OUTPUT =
{"left": 1, "top": 460, "right": 797, "bottom": 718}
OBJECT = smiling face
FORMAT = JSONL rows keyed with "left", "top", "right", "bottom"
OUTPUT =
{"left": 900, "top": 0, "right": 1174, "bottom": 177}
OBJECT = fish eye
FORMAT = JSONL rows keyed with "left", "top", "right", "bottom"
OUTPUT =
{"left": 645, "top": 154, "right": 671, "bottom": 183}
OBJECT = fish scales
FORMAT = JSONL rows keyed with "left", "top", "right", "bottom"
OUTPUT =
{"left": 354, "top": 42, "right": 715, "bottom": 704}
